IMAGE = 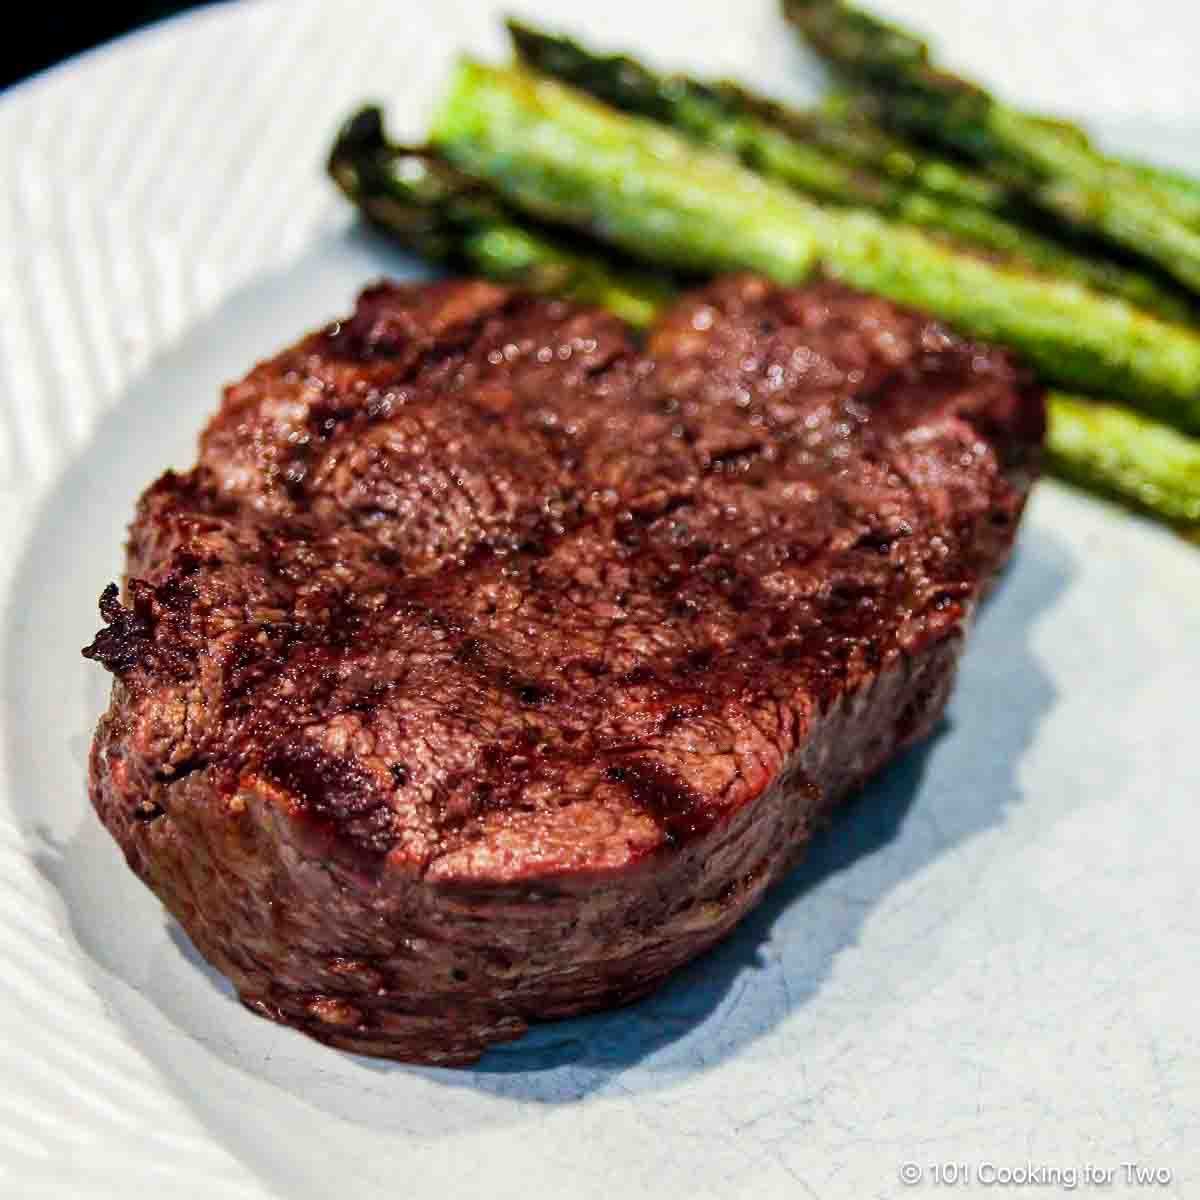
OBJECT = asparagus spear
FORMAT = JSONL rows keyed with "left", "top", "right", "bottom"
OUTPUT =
{"left": 508, "top": 21, "right": 1195, "bottom": 324}
{"left": 434, "top": 65, "right": 825, "bottom": 280}
{"left": 1000, "top": 110, "right": 1200, "bottom": 224}
{"left": 327, "top": 106, "right": 671, "bottom": 327}
{"left": 1126, "top": 160, "right": 1200, "bottom": 217}
{"left": 430, "top": 62, "right": 1200, "bottom": 431}
{"left": 507, "top": 20, "right": 1006, "bottom": 209}
{"left": 822, "top": 90, "right": 1198, "bottom": 213}
{"left": 782, "top": 0, "right": 1200, "bottom": 290}
{"left": 331, "top": 102, "right": 1200, "bottom": 533}
{"left": 826, "top": 81, "right": 1200, "bottom": 220}
{"left": 1047, "top": 393, "right": 1200, "bottom": 527}
{"left": 812, "top": 90, "right": 1021, "bottom": 209}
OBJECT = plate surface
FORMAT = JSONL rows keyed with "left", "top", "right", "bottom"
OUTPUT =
{"left": 1, "top": 2, "right": 1199, "bottom": 1197}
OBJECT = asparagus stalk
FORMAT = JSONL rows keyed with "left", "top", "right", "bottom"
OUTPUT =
{"left": 992, "top": 108, "right": 1200, "bottom": 216}
{"left": 434, "top": 66, "right": 824, "bottom": 281}
{"left": 812, "top": 90, "right": 1023, "bottom": 209}
{"left": 508, "top": 21, "right": 1195, "bottom": 324}
{"left": 1046, "top": 393, "right": 1200, "bottom": 527}
{"left": 1126, "top": 160, "right": 1200, "bottom": 216}
{"left": 430, "top": 62, "right": 1200, "bottom": 432}
{"left": 508, "top": 20, "right": 1007, "bottom": 210}
{"left": 823, "top": 89, "right": 1200, "bottom": 219}
{"left": 781, "top": 0, "right": 1200, "bottom": 289}
{"left": 327, "top": 106, "right": 671, "bottom": 327}
{"left": 331, "top": 102, "right": 1200, "bottom": 533}
{"left": 1006, "top": 112, "right": 1200, "bottom": 224}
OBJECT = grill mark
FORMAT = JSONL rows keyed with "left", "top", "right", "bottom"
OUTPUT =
{"left": 263, "top": 738, "right": 397, "bottom": 857}
{"left": 452, "top": 635, "right": 558, "bottom": 709}
{"left": 604, "top": 758, "right": 719, "bottom": 846}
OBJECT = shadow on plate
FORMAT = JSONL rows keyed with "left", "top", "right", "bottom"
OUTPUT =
{"left": 7, "top": 226, "right": 1071, "bottom": 1133}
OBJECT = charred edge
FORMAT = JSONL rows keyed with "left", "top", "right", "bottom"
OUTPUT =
{"left": 323, "top": 283, "right": 537, "bottom": 364}
{"left": 81, "top": 583, "right": 155, "bottom": 677}
{"left": 82, "top": 575, "right": 200, "bottom": 681}
{"left": 81, "top": 580, "right": 147, "bottom": 676}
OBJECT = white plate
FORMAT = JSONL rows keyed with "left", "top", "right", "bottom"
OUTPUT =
{"left": 2, "top": 2, "right": 1199, "bottom": 1196}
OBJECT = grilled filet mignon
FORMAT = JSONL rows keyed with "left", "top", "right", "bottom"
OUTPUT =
{"left": 84, "top": 275, "right": 1043, "bottom": 1064}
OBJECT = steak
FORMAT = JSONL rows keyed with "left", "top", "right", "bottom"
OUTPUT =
{"left": 83, "top": 275, "right": 1043, "bottom": 1064}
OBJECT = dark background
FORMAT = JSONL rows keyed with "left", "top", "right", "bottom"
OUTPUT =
{"left": 2, "top": 5, "right": 209, "bottom": 90}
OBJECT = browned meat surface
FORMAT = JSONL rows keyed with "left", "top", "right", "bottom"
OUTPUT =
{"left": 83, "top": 275, "right": 1044, "bottom": 1064}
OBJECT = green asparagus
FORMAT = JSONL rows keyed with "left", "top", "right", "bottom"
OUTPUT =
{"left": 1010, "top": 110, "right": 1200, "bottom": 218}
{"left": 831, "top": 86, "right": 1200, "bottom": 246}
{"left": 782, "top": 0, "right": 1200, "bottom": 291}
{"left": 327, "top": 106, "right": 670, "bottom": 327}
{"left": 508, "top": 20, "right": 1007, "bottom": 210}
{"left": 431, "top": 63, "right": 1200, "bottom": 431}
{"left": 1047, "top": 392, "right": 1200, "bottom": 527}
{"left": 1008, "top": 112, "right": 1200, "bottom": 225}
{"left": 813, "top": 90, "right": 1021, "bottom": 209}
{"left": 508, "top": 21, "right": 1194, "bottom": 324}
{"left": 434, "top": 64, "right": 824, "bottom": 280}
{"left": 1127, "top": 160, "right": 1200, "bottom": 217}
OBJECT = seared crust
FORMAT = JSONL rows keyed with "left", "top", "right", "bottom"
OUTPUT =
{"left": 84, "top": 275, "right": 1043, "bottom": 1063}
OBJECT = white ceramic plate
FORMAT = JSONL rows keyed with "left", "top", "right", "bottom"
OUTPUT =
{"left": 2, "top": 2, "right": 1199, "bottom": 1196}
